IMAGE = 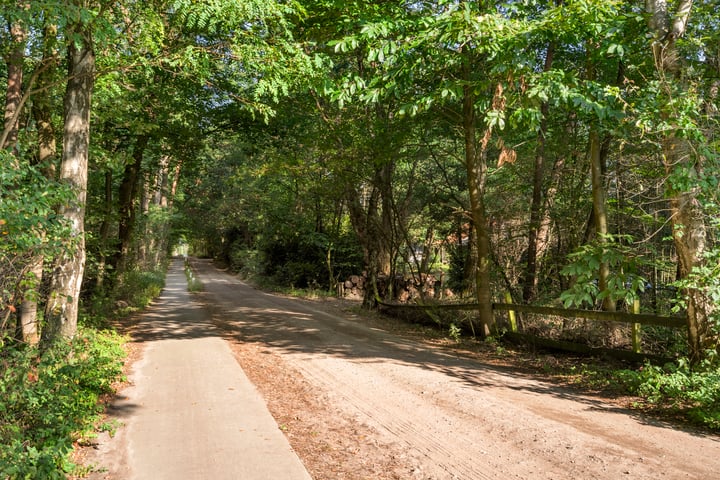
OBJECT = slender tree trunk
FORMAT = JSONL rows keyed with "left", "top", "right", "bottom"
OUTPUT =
{"left": 95, "top": 170, "right": 113, "bottom": 288}
{"left": 585, "top": 37, "right": 618, "bottom": 314}
{"left": 143, "top": 154, "right": 175, "bottom": 269}
{"left": 377, "top": 160, "right": 395, "bottom": 277}
{"left": 34, "top": 26, "right": 59, "bottom": 180}
{"left": 589, "top": 130, "right": 616, "bottom": 312}
{"left": 462, "top": 56, "right": 495, "bottom": 336}
{"left": 43, "top": 24, "right": 94, "bottom": 343}
{"left": 19, "top": 24, "right": 59, "bottom": 346}
{"left": 2, "top": 21, "right": 25, "bottom": 152}
{"left": 523, "top": 41, "right": 555, "bottom": 303}
{"left": 535, "top": 156, "right": 565, "bottom": 265}
{"left": 116, "top": 134, "right": 148, "bottom": 273}
{"left": 153, "top": 158, "right": 183, "bottom": 268}
{"left": 645, "top": 0, "right": 713, "bottom": 364}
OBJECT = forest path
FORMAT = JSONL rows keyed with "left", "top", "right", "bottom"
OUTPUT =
{"left": 190, "top": 258, "right": 719, "bottom": 480}
{"left": 85, "top": 258, "right": 720, "bottom": 479}
{"left": 83, "top": 258, "right": 311, "bottom": 480}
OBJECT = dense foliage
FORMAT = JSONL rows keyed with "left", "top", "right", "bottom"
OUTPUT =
{"left": 178, "top": 0, "right": 718, "bottom": 357}
{"left": 0, "top": 328, "right": 126, "bottom": 478}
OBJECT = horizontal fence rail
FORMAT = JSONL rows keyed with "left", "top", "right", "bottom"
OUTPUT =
{"left": 378, "top": 300, "right": 686, "bottom": 361}
{"left": 378, "top": 301, "right": 685, "bottom": 328}
{"left": 491, "top": 303, "right": 686, "bottom": 328}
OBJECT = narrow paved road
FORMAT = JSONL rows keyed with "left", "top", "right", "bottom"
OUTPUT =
{"left": 85, "top": 259, "right": 311, "bottom": 480}
{"left": 189, "top": 258, "right": 720, "bottom": 480}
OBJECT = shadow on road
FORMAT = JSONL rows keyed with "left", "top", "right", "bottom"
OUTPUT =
{"left": 178, "top": 259, "right": 716, "bottom": 442}
{"left": 129, "top": 266, "right": 220, "bottom": 343}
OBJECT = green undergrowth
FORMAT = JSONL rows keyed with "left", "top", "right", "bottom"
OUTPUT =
{"left": 239, "top": 271, "right": 337, "bottom": 300}
{"left": 184, "top": 260, "right": 204, "bottom": 292}
{"left": 616, "top": 360, "right": 720, "bottom": 430}
{"left": 0, "top": 267, "right": 166, "bottom": 478}
{"left": 115, "top": 269, "right": 166, "bottom": 309}
{"left": 277, "top": 284, "right": 337, "bottom": 300}
{"left": 83, "top": 269, "right": 166, "bottom": 325}
{"left": 0, "top": 327, "right": 127, "bottom": 479}
{"left": 563, "top": 358, "right": 720, "bottom": 431}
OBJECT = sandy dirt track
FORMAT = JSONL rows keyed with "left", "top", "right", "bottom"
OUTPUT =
{"left": 189, "top": 259, "right": 719, "bottom": 480}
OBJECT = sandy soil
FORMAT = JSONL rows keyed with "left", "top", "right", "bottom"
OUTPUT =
{"left": 181, "top": 259, "right": 719, "bottom": 480}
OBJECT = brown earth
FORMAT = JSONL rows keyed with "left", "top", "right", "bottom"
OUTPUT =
{"left": 82, "top": 259, "right": 720, "bottom": 479}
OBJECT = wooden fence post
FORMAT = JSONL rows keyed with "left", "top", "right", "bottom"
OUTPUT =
{"left": 505, "top": 292, "right": 518, "bottom": 332}
{"left": 632, "top": 299, "right": 641, "bottom": 353}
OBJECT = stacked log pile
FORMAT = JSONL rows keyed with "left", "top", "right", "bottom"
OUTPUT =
{"left": 339, "top": 273, "right": 439, "bottom": 302}
{"left": 339, "top": 274, "right": 366, "bottom": 299}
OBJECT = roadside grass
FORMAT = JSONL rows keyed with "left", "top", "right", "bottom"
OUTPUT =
{"left": 279, "top": 284, "right": 337, "bottom": 300}
{"left": 610, "top": 361, "right": 720, "bottom": 430}
{"left": 184, "top": 260, "right": 204, "bottom": 292}
{"left": 241, "top": 274, "right": 337, "bottom": 300}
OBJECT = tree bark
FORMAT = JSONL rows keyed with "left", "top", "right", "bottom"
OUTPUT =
{"left": 523, "top": 40, "right": 555, "bottom": 304}
{"left": 43, "top": 23, "right": 95, "bottom": 343}
{"left": 2, "top": 19, "right": 37, "bottom": 343}
{"left": 645, "top": 0, "right": 714, "bottom": 364}
{"left": 152, "top": 158, "right": 183, "bottom": 268}
{"left": 589, "top": 130, "right": 616, "bottom": 312}
{"left": 344, "top": 162, "right": 395, "bottom": 308}
{"left": 116, "top": 134, "right": 148, "bottom": 273}
{"left": 2, "top": 20, "right": 25, "bottom": 152}
{"left": 534, "top": 155, "right": 564, "bottom": 271}
{"left": 462, "top": 53, "right": 495, "bottom": 336}
{"left": 19, "top": 24, "right": 59, "bottom": 346}
{"left": 95, "top": 169, "right": 114, "bottom": 288}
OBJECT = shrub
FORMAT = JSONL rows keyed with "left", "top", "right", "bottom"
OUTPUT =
{"left": 447, "top": 243, "right": 471, "bottom": 295}
{"left": 229, "top": 247, "right": 261, "bottom": 278}
{"left": 114, "top": 269, "right": 165, "bottom": 309}
{"left": 617, "top": 359, "right": 720, "bottom": 430}
{"left": 0, "top": 327, "right": 126, "bottom": 479}
{"left": 258, "top": 231, "right": 362, "bottom": 290}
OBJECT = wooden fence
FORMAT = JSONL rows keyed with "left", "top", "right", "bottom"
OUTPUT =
{"left": 378, "top": 299, "right": 686, "bottom": 362}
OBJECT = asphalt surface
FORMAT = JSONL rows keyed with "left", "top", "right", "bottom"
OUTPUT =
{"left": 86, "top": 258, "right": 312, "bottom": 480}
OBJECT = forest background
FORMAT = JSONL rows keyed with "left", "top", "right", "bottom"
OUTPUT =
{"left": 0, "top": 0, "right": 719, "bottom": 477}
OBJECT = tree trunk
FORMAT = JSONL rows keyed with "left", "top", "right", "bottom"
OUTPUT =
{"left": 534, "top": 155, "right": 565, "bottom": 271}
{"left": 462, "top": 56, "right": 495, "bottom": 336}
{"left": 34, "top": 25, "right": 59, "bottom": 180}
{"left": 151, "top": 158, "right": 183, "bottom": 268}
{"left": 523, "top": 41, "right": 555, "bottom": 304}
{"left": 2, "top": 20, "right": 25, "bottom": 152}
{"left": 645, "top": 0, "right": 713, "bottom": 364}
{"left": 20, "top": 24, "right": 59, "bottom": 346}
{"left": 589, "top": 130, "right": 616, "bottom": 312}
{"left": 3, "top": 19, "right": 37, "bottom": 344}
{"left": 43, "top": 24, "right": 95, "bottom": 343}
{"left": 95, "top": 169, "right": 113, "bottom": 288}
{"left": 142, "top": 154, "right": 176, "bottom": 269}
{"left": 671, "top": 182, "right": 712, "bottom": 362}
{"left": 116, "top": 134, "right": 148, "bottom": 273}
{"left": 19, "top": 257, "right": 42, "bottom": 345}
{"left": 344, "top": 162, "right": 394, "bottom": 308}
